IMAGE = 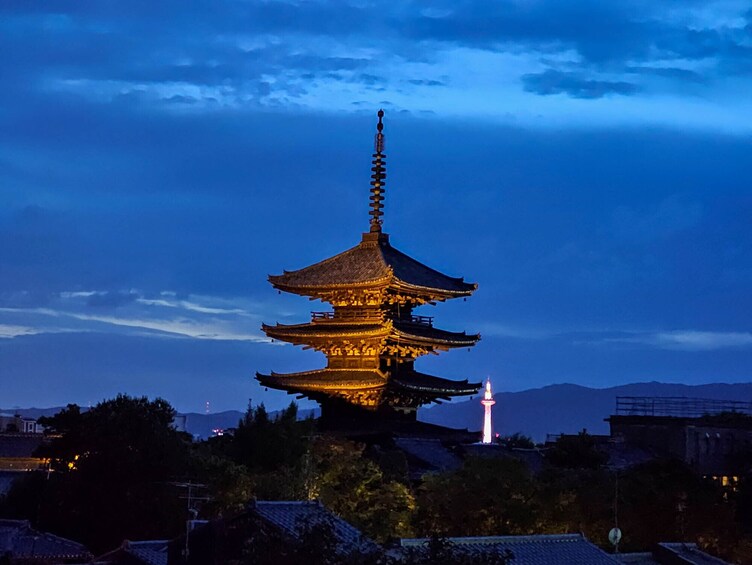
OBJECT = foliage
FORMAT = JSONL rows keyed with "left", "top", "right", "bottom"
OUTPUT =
{"left": 0, "top": 395, "right": 190, "bottom": 553}
{"left": 400, "top": 535, "right": 515, "bottom": 564}
{"left": 616, "top": 459, "right": 738, "bottom": 555}
{"left": 499, "top": 433, "right": 535, "bottom": 449}
{"left": 546, "top": 431, "right": 608, "bottom": 469}
{"left": 414, "top": 457, "right": 538, "bottom": 537}
{"left": 310, "top": 437, "right": 415, "bottom": 542}
{"left": 198, "top": 402, "right": 315, "bottom": 504}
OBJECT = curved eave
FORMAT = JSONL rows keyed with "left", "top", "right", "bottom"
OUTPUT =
{"left": 262, "top": 322, "right": 389, "bottom": 341}
{"left": 256, "top": 369, "right": 388, "bottom": 392}
{"left": 261, "top": 321, "right": 480, "bottom": 348}
{"left": 393, "top": 326, "right": 481, "bottom": 348}
{"left": 393, "top": 378, "right": 481, "bottom": 396}
{"left": 268, "top": 273, "right": 393, "bottom": 295}
{"left": 390, "top": 277, "right": 477, "bottom": 300}
{"left": 268, "top": 277, "right": 476, "bottom": 302}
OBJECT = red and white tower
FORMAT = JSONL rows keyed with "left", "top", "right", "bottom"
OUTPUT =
{"left": 481, "top": 378, "right": 496, "bottom": 444}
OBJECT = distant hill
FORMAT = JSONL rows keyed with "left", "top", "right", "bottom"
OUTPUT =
{"left": 1, "top": 406, "right": 318, "bottom": 440}
{"left": 176, "top": 408, "right": 318, "bottom": 439}
{"left": 419, "top": 381, "right": 752, "bottom": 442}
{"left": 6, "top": 382, "right": 751, "bottom": 442}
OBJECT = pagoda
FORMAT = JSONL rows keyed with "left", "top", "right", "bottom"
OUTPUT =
{"left": 257, "top": 111, "right": 481, "bottom": 425}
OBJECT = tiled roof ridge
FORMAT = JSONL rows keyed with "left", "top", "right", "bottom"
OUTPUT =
{"left": 268, "top": 367, "right": 388, "bottom": 378}
{"left": 402, "top": 533, "right": 588, "bottom": 546}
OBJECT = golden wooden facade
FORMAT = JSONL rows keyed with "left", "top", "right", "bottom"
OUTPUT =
{"left": 257, "top": 111, "right": 480, "bottom": 420}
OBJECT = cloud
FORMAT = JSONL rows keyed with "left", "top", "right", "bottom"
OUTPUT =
{"left": 522, "top": 70, "right": 639, "bottom": 98}
{"left": 607, "top": 330, "right": 752, "bottom": 351}
{"left": 0, "top": 291, "right": 274, "bottom": 343}
{"left": 86, "top": 290, "right": 140, "bottom": 308}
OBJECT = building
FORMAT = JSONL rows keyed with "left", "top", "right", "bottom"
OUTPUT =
{"left": 0, "top": 414, "right": 49, "bottom": 497}
{"left": 257, "top": 111, "right": 481, "bottom": 426}
{"left": 170, "top": 499, "right": 634, "bottom": 564}
{"left": 172, "top": 500, "right": 378, "bottom": 564}
{"left": 0, "top": 414, "right": 43, "bottom": 435}
{"left": 93, "top": 540, "right": 170, "bottom": 565}
{"left": 617, "top": 542, "right": 733, "bottom": 564}
{"left": 607, "top": 396, "right": 752, "bottom": 479}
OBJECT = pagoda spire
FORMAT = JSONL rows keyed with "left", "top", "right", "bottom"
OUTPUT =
{"left": 369, "top": 109, "right": 386, "bottom": 233}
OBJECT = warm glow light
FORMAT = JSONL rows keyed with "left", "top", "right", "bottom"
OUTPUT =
{"left": 480, "top": 378, "right": 496, "bottom": 444}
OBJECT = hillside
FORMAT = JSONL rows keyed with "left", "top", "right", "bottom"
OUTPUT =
{"left": 419, "top": 381, "right": 752, "bottom": 441}
{"left": 6, "top": 382, "right": 751, "bottom": 442}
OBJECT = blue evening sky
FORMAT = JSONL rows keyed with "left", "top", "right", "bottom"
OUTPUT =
{"left": 1, "top": 1, "right": 751, "bottom": 412}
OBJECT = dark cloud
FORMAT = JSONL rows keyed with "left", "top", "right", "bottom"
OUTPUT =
{"left": 2, "top": 0, "right": 751, "bottom": 409}
{"left": 408, "top": 79, "right": 445, "bottom": 86}
{"left": 522, "top": 70, "right": 639, "bottom": 98}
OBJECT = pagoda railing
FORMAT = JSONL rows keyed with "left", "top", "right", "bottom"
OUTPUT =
{"left": 311, "top": 311, "right": 385, "bottom": 323}
{"left": 311, "top": 311, "right": 335, "bottom": 321}
{"left": 311, "top": 311, "right": 434, "bottom": 326}
{"left": 408, "top": 315, "right": 434, "bottom": 327}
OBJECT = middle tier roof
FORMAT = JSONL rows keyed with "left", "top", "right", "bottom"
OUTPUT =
{"left": 262, "top": 319, "right": 480, "bottom": 349}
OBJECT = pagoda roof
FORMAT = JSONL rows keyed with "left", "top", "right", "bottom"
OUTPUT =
{"left": 268, "top": 233, "right": 477, "bottom": 298}
{"left": 262, "top": 320, "right": 479, "bottom": 347}
{"left": 256, "top": 368, "right": 480, "bottom": 397}
{"left": 257, "top": 368, "right": 387, "bottom": 392}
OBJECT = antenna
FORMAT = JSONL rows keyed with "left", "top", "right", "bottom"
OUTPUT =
{"left": 369, "top": 110, "right": 386, "bottom": 233}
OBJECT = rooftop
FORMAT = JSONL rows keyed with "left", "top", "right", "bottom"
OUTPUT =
{"left": 269, "top": 232, "right": 477, "bottom": 299}
{"left": 250, "top": 500, "right": 377, "bottom": 554}
{"left": 257, "top": 368, "right": 480, "bottom": 397}
{"left": 0, "top": 519, "right": 91, "bottom": 561}
{"left": 399, "top": 533, "right": 620, "bottom": 564}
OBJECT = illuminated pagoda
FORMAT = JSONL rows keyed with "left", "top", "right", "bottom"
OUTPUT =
{"left": 257, "top": 110, "right": 481, "bottom": 425}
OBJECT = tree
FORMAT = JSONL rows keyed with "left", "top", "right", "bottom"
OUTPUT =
{"left": 500, "top": 433, "right": 535, "bottom": 449}
{"left": 401, "top": 535, "right": 515, "bottom": 564}
{"left": 414, "top": 457, "right": 538, "bottom": 537}
{"left": 2, "top": 395, "right": 191, "bottom": 553}
{"left": 310, "top": 437, "right": 415, "bottom": 542}
{"left": 546, "top": 431, "right": 608, "bottom": 470}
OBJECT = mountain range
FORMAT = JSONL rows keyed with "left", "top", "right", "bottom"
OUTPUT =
{"left": 4, "top": 382, "right": 751, "bottom": 441}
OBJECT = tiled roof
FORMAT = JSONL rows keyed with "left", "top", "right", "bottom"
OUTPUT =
{"left": 251, "top": 500, "right": 376, "bottom": 554}
{"left": 124, "top": 540, "right": 170, "bottom": 565}
{"left": 257, "top": 368, "right": 388, "bottom": 392}
{"left": 0, "top": 434, "right": 45, "bottom": 458}
{"left": 269, "top": 233, "right": 476, "bottom": 297}
{"left": 394, "top": 438, "right": 462, "bottom": 472}
{"left": 0, "top": 472, "right": 19, "bottom": 496}
{"left": 0, "top": 519, "right": 91, "bottom": 561}
{"left": 656, "top": 543, "right": 731, "bottom": 565}
{"left": 94, "top": 539, "right": 169, "bottom": 565}
{"left": 615, "top": 553, "right": 660, "bottom": 564}
{"left": 400, "top": 534, "right": 620, "bottom": 564}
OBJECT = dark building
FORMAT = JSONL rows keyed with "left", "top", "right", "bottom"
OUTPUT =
{"left": 607, "top": 397, "right": 752, "bottom": 480}
{"left": 257, "top": 111, "right": 481, "bottom": 427}
{"left": 617, "top": 542, "right": 733, "bottom": 564}
{"left": 93, "top": 540, "right": 169, "bottom": 565}
{"left": 172, "top": 500, "right": 378, "bottom": 565}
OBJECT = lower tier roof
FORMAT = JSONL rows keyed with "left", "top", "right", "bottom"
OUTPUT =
{"left": 262, "top": 321, "right": 480, "bottom": 348}
{"left": 256, "top": 368, "right": 480, "bottom": 397}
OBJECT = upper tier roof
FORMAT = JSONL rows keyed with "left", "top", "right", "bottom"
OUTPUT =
{"left": 269, "top": 232, "right": 477, "bottom": 298}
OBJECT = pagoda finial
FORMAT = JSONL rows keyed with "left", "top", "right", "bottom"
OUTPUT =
{"left": 369, "top": 110, "right": 386, "bottom": 233}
